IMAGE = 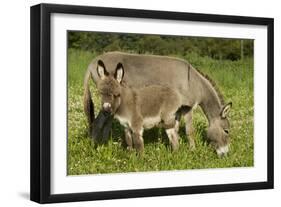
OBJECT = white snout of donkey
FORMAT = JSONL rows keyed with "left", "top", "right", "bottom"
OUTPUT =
{"left": 216, "top": 145, "right": 229, "bottom": 157}
{"left": 103, "top": 102, "right": 112, "bottom": 112}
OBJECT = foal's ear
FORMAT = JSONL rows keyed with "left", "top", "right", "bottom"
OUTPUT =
{"left": 97, "top": 60, "right": 108, "bottom": 80}
{"left": 115, "top": 63, "right": 124, "bottom": 83}
{"left": 221, "top": 102, "right": 232, "bottom": 118}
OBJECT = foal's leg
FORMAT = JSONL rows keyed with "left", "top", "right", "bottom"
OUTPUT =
{"left": 124, "top": 127, "right": 133, "bottom": 150}
{"left": 183, "top": 110, "right": 195, "bottom": 149}
{"left": 130, "top": 115, "right": 144, "bottom": 153}
{"left": 162, "top": 113, "right": 179, "bottom": 151}
{"left": 162, "top": 113, "right": 177, "bottom": 129}
{"left": 132, "top": 129, "right": 144, "bottom": 153}
{"left": 165, "top": 128, "right": 179, "bottom": 151}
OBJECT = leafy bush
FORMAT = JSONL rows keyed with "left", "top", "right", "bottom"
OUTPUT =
{"left": 68, "top": 31, "right": 253, "bottom": 61}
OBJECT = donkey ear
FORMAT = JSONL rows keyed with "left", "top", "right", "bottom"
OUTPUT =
{"left": 221, "top": 102, "right": 232, "bottom": 118}
{"left": 115, "top": 63, "right": 124, "bottom": 83}
{"left": 97, "top": 60, "right": 108, "bottom": 80}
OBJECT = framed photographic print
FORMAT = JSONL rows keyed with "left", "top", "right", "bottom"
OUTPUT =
{"left": 30, "top": 3, "right": 274, "bottom": 203}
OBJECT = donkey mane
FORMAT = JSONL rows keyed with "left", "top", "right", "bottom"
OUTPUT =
{"left": 193, "top": 65, "right": 225, "bottom": 105}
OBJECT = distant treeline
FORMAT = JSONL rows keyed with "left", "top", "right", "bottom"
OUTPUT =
{"left": 68, "top": 31, "right": 253, "bottom": 61}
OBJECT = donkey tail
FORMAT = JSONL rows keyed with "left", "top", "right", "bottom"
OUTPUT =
{"left": 83, "top": 69, "right": 95, "bottom": 131}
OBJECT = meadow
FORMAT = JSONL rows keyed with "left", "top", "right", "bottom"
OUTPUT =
{"left": 67, "top": 49, "right": 254, "bottom": 175}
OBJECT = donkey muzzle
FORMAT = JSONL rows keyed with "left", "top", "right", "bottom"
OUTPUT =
{"left": 216, "top": 145, "right": 229, "bottom": 157}
{"left": 103, "top": 102, "right": 112, "bottom": 113}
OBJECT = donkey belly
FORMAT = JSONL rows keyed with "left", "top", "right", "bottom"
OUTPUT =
{"left": 142, "top": 116, "right": 162, "bottom": 129}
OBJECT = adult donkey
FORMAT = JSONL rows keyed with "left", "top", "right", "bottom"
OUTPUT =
{"left": 84, "top": 52, "right": 232, "bottom": 156}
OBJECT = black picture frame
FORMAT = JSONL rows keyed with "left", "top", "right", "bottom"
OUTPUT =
{"left": 30, "top": 3, "right": 274, "bottom": 204}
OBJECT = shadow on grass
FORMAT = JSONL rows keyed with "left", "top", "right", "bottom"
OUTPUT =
{"left": 111, "top": 120, "right": 170, "bottom": 146}
{"left": 87, "top": 113, "right": 209, "bottom": 150}
{"left": 111, "top": 119, "right": 210, "bottom": 149}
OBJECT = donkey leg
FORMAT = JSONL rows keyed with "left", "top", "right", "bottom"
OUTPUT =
{"left": 91, "top": 111, "right": 112, "bottom": 143}
{"left": 131, "top": 128, "right": 144, "bottom": 153}
{"left": 83, "top": 70, "right": 95, "bottom": 133}
{"left": 162, "top": 113, "right": 179, "bottom": 151}
{"left": 174, "top": 112, "right": 181, "bottom": 133}
{"left": 183, "top": 111, "right": 195, "bottom": 149}
{"left": 124, "top": 127, "right": 133, "bottom": 150}
{"left": 162, "top": 112, "right": 177, "bottom": 129}
{"left": 165, "top": 128, "right": 179, "bottom": 151}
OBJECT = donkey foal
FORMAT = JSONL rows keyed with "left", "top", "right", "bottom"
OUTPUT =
{"left": 96, "top": 60, "right": 182, "bottom": 152}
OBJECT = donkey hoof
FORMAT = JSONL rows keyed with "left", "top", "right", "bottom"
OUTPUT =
{"left": 126, "top": 146, "right": 133, "bottom": 151}
{"left": 135, "top": 146, "right": 144, "bottom": 155}
{"left": 171, "top": 144, "right": 179, "bottom": 151}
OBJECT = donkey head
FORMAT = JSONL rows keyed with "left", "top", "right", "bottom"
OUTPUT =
{"left": 207, "top": 102, "right": 232, "bottom": 157}
{"left": 96, "top": 60, "right": 124, "bottom": 115}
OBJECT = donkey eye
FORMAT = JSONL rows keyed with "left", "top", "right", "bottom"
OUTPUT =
{"left": 224, "top": 129, "right": 229, "bottom": 134}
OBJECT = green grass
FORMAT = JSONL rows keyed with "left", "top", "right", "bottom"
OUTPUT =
{"left": 67, "top": 49, "right": 254, "bottom": 175}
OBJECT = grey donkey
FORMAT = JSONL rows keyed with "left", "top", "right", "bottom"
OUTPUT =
{"left": 84, "top": 52, "right": 232, "bottom": 156}
{"left": 96, "top": 60, "right": 182, "bottom": 152}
